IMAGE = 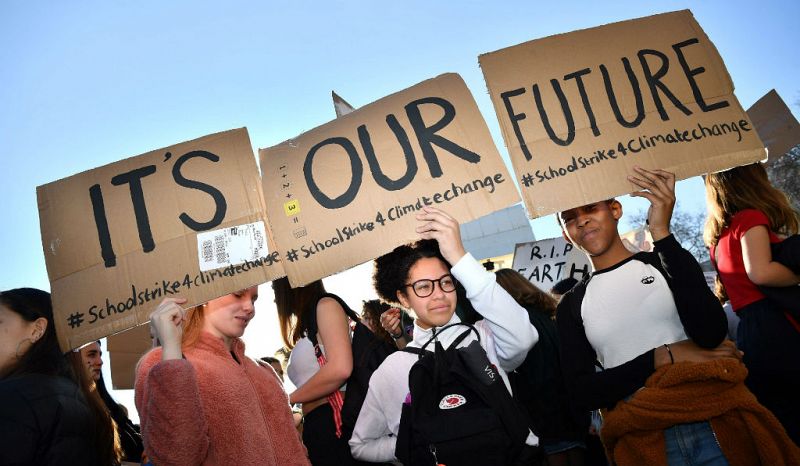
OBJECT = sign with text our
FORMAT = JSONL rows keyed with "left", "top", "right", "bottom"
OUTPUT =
{"left": 38, "top": 128, "right": 283, "bottom": 350}
{"left": 480, "top": 9, "right": 765, "bottom": 218}
{"left": 260, "top": 73, "right": 520, "bottom": 286}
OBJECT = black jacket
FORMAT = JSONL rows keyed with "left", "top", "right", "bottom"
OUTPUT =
{"left": 0, "top": 373, "right": 99, "bottom": 466}
{"left": 556, "top": 234, "right": 727, "bottom": 411}
{"left": 509, "top": 305, "right": 588, "bottom": 443}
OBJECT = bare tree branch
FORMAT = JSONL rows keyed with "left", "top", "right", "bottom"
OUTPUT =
{"left": 625, "top": 202, "right": 709, "bottom": 263}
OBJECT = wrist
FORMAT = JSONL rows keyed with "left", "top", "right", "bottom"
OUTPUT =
{"left": 447, "top": 248, "right": 467, "bottom": 266}
{"left": 161, "top": 344, "right": 183, "bottom": 361}
{"left": 649, "top": 227, "right": 670, "bottom": 242}
{"left": 663, "top": 343, "right": 674, "bottom": 364}
{"left": 654, "top": 345, "right": 672, "bottom": 368}
{"left": 391, "top": 330, "right": 405, "bottom": 340}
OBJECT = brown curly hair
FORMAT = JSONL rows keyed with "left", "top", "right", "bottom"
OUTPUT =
{"left": 373, "top": 239, "right": 447, "bottom": 305}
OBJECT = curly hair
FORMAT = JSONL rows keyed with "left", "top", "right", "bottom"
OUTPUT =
{"left": 373, "top": 239, "right": 447, "bottom": 305}
{"left": 361, "top": 299, "right": 394, "bottom": 344}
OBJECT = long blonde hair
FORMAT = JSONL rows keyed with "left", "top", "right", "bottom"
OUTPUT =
{"left": 703, "top": 163, "right": 799, "bottom": 247}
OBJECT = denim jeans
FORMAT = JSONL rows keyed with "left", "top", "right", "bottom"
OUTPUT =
{"left": 663, "top": 421, "right": 729, "bottom": 466}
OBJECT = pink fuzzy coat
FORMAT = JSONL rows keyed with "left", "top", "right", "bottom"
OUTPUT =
{"left": 135, "top": 332, "right": 309, "bottom": 466}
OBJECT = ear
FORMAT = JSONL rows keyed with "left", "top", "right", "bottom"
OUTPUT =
{"left": 610, "top": 200, "right": 623, "bottom": 221}
{"left": 396, "top": 289, "right": 410, "bottom": 309}
{"left": 31, "top": 317, "right": 48, "bottom": 342}
{"left": 561, "top": 229, "right": 573, "bottom": 245}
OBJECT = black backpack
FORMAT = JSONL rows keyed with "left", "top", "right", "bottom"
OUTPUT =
{"left": 395, "top": 323, "right": 531, "bottom": 466}
{"left": 305, "top": 293, "right": 397, "bottom": 440}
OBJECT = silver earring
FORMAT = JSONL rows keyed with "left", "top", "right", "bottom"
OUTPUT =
{"left": 14, "top": 338, "right": 33, "bottom": 359}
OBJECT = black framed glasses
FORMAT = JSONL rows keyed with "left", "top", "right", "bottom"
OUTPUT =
{"left": 404, "top": 274, "right": 457, "bottom": 298}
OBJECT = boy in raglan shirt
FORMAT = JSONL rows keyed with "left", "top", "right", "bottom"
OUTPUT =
{"left": 554, "top": 167, "right": 786, "bottom": 465}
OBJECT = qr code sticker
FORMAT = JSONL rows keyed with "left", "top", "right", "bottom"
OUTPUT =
{"left": 196, "top": 221, "right": 269, "bottom": 272}
{"left": 202, "top": 240, "right": 213, "bottom": 263}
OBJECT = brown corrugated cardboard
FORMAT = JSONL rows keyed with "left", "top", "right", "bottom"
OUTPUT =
{"left": 260, "top": 73, "right": 521, "bottom": 286}
{"left": 38, "top": 128, "right": 283, "bottom": 351}
{"left": 106, "top": 324, "right": 152, "bottom": 390}
{"left": 746, "top": 89, "right": 800, "bottom": 163}
{"left": 480, "top": 10, "right": 766, "bottom": 218}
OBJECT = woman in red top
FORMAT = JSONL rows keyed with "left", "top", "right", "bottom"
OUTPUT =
{"left": 704, "top": 163, "right": 800, "bottom": 445}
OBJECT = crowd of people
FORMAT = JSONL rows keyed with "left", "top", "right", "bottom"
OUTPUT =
{"left": 1, "top": 164, "right": 799, "bottom": 466}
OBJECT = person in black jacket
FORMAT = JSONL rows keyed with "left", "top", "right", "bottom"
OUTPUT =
{"left": 496, "top": 268, "right": 587, "bottom": 466}
{"left": 0, "top": 288, "right": 121, "bottom": 466}
{"left": 555, "top": 168, "right": 740, "bottom": 465}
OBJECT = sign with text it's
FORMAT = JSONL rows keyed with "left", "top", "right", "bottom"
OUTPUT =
{"left": 260, "top": 73, "right": 520, "bottom": 286}
{"left": 480, "top": 9, "right": 765, "bottom": 218}
{"left": 38, "top": 128, "right": 283, "bottom": 350}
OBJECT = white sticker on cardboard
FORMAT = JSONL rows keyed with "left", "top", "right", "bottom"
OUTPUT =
{"left": 197, "top": 221, "right": 268, "bottom": 272}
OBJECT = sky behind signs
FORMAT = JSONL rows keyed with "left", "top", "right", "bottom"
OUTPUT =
{"left": 2, "top": 0, "right": 798, "bottom": 419}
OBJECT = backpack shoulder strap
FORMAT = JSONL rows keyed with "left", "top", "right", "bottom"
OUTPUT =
{"left": 418, "top": 322, "right": 480, "bottom": 352}
{"left": 401, "top": 346, "right": 424, "bottom": 356}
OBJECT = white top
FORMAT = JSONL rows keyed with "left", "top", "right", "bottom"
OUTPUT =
{"left": 582, "top": 258, "right": 688, "bottom": 369}
{"left": 286, "top": 337, "right": 319, "bottom": 389}
{"left": 349, "top": 253, "right": 539, "bottom": 463}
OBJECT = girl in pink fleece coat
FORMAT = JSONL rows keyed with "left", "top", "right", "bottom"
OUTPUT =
{"left": 135, "top": 287, "right": 309, "bottom": 466}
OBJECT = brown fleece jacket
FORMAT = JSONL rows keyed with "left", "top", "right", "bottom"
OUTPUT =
{"left": 601, "top": 358, "right": 800, "bottom": 466}
{"left": 135, "top": 332, "right": 309, "bottom": 466}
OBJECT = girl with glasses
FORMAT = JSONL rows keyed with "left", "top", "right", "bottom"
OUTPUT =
{"left": 349, "top": 207, "right": 540, "bottom": 464}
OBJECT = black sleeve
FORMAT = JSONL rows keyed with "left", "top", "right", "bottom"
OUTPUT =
{"left": 654, "top": 234, "right": 727, "bottom": 348}
{"left": 0, "top": 388, "right": 38, "bottom": 464}
{"left": 556, "top": 288, "right": 655, "bottom": 411}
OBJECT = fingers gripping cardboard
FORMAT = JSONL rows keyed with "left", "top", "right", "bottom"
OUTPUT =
{"left": 38, "top": 128, "right": 283, "bottom": 351}
{"left": 480, "top": 10, "right": 766, "bottom": 218}
{"left": 260, "top": 74, "right": 520, "bottom": 286}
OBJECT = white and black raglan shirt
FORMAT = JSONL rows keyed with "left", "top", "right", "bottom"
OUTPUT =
{"left": 556, "top": 234, "right": 727, "bottom": 411}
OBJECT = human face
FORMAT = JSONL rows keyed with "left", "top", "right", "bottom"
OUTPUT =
{"left": 0, "top": 305, "right": 39, "bottom": 378}
{"left": 559, "top": 201, "right": 622, "bottom": 257}
{"left": 79, "top": 342, "right": 103, "bottom": 382}
{"left": 202, "top": 286, "right": 258, "bottom": 346}
{"left": 269, "top": 361, "right": 284, "bottom": 381}
{"left": 396, "top": 257, "right": 456, "bottom": 330}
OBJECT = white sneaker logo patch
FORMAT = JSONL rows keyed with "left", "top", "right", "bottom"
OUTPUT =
{"left": 439, "top": 394, "right": 466, "bottom": 409}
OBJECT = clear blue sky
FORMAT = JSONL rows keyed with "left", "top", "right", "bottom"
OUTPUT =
{"left": 2, "top": 0, "right": 798, "bottom": 418}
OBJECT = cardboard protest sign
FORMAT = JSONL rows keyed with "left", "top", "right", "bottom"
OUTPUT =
{"left": 480, "top": 9, "right": 766, "bottom": 218}
{"left": 260, "top": 73, "right": 521, "bottom": 286}
{"left": 511, "top": 236, "right": 591, "bottom": 291}
{"left": 333, "top": 91, "right": 356, "bottom": 118}
{"left": 38, "top": 128, "right": 283, "bottom": 351}
{"left": 746, "top": 89, "right": 800, "bottom": 163}
{"left": 106, "top": 324, "right": 152, "bottom": 390}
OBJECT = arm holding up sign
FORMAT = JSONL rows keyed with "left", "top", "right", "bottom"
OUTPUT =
{"left": 351, "top": 208, "right": 539, "bottom": 462}
{"left": 557, "top": 167, "right": 730, "bottom": 411}
{"left": 135, "top": 291, "right": 310, "bottom": 466}
{"left": 415, "top": 207, "right": 538, "bottom": 370}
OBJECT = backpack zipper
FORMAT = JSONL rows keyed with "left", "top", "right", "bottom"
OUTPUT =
{"left": 429, "top": 444, "right": 445, "bottom": 466}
